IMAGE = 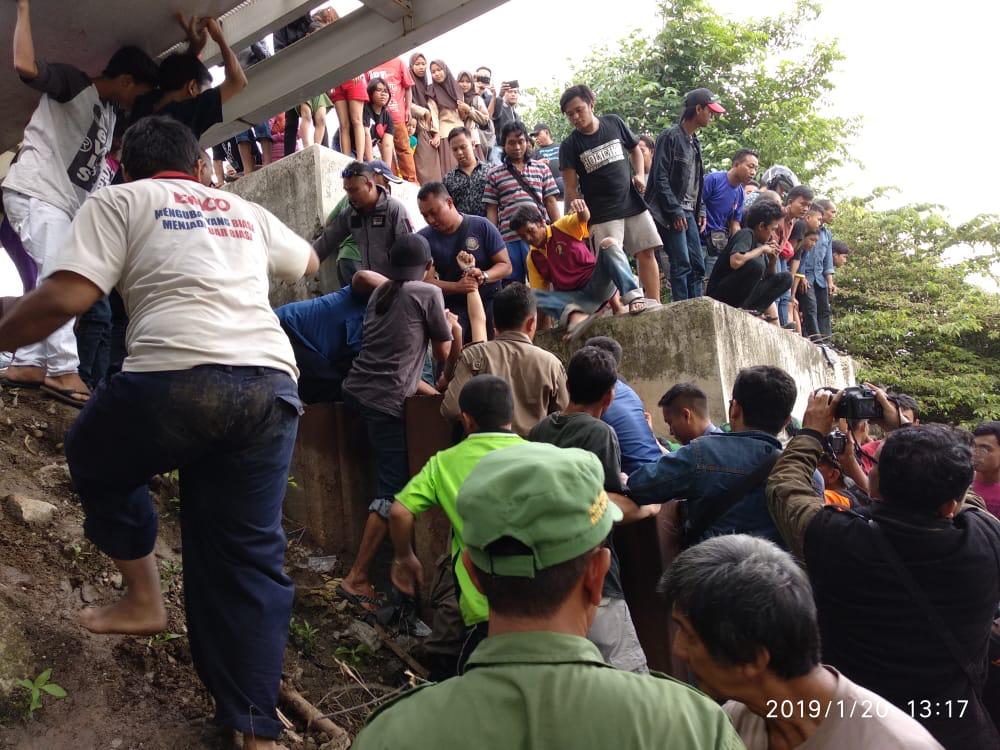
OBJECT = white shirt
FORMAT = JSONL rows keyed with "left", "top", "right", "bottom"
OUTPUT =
{"left": 4, "top": 62, "right": 116, "bottom": 217}
{"left": 724, "top": 667, "right": 944, "bottom": 749}
{"left": 51, "top": 174, "right": 312, "bottom": 378}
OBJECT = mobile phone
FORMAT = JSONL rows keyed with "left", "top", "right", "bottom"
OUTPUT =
{"left": 503, "top": 80, "right": 519, "bottom": 90}
{"left": 475, "top": 74, "right": 490, "bottom": 84}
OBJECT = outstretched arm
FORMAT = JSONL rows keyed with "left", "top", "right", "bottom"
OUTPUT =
{"left": 13, "top": 0, "right": 38, "bottom": 80}
{"left": 205, "top": 18, "right": 247, "bottom": 104}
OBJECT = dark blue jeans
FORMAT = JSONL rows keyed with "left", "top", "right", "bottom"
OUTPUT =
{"left": 76, "top": 295, "right": 111, "bottom": 388}
{"left": 65, "top": 365, "right": 302, "bottom": 738}
{"left": 660, "top": 210, "right": 705, "bottom": 300}
{"left": 343, "top": 391, "right": 408, "bottom": 519}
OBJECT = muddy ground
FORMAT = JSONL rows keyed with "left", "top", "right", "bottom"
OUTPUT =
{"left": 0, "top": 387, "right": 421, "bottom": 749}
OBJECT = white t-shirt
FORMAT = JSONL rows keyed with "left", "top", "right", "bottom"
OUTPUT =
{"left": 51, "top": 175, "right": 312, "bottom": 379}
{"left": 723, "top": 668, "right": 944, "bottom": 749}
{"left": 4, "top": 62, "right": 116, "bottom": 217}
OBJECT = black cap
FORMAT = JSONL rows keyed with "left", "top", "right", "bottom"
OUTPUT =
{"left": 387, "top": 234, "right": 431, "bottom": 281}
{"left": 531, "top": 123, "right": 550, "bottom": 136}
{"left": 683, "top": 88, "right": 726, "bottom": 113}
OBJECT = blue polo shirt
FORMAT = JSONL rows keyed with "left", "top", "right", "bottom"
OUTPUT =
{"left": 701, "top": 170, "right": 745, "bottom": 234}
{"left": 602, "top": 379, "right": 664, "bottom": 474}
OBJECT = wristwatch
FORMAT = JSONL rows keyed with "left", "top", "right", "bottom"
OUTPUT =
{"left": 481, "top": 271, "right": 490, "bottom": 285}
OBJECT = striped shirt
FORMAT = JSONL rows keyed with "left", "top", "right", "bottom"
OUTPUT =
{"left": 483, "top": 159, "right": 558, "bottom": 241}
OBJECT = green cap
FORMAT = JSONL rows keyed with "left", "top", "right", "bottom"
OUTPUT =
{"left": 457, "top": 443, "right": 623, "bottom": 578}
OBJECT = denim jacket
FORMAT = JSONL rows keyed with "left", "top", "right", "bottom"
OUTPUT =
{"left": 627, "top": 431, "right": 822, "bottom": 547}
{"left": 799, "top": 225, "right": 834, "bottom": 288}
{"left": 645, "top": 122, "right": 703, "bottom": 228}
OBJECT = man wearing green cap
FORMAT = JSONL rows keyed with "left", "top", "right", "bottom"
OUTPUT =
{"left": 389, "top": 375, "right": 524, "bottom": 679}
{"left": 353, "top": 444, "right": 743, "bottom": 750}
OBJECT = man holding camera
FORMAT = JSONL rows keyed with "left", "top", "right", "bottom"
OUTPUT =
{"left": 767, "top": 385, "right": 1000, "bottom": 750}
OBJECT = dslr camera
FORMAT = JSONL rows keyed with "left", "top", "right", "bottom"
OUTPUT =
{"left": 833, "top": 386, "right": 883, "bottom": 421}
{"left": 826, "top": 430, "right": 848, "bottom": 456}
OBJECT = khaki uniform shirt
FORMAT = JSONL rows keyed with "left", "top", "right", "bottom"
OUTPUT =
{"left": 441, "top": 330, "right": 569, "bottom": 438}
{"left": 353, "top": 631, "right": 744, "bottom": 750}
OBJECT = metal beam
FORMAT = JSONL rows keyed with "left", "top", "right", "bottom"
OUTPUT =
{"left": 196, "top": 0, "right": 320, "bottom": 68}
{"left": 200, "top": 0, "right": 510, "bottom": 147}
{"left": 357, "top": 0, "right": 412, "bottom": 23}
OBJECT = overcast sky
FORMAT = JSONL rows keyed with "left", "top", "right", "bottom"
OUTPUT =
{"left": 383, "top": 0, "right": 995, "bottom": 225}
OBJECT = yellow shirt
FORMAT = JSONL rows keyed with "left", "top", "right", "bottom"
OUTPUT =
{"left": 526, "top": 213, "right": 589, "bottom": 290}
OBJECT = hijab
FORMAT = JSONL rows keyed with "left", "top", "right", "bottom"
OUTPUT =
{"left": 409, "top": 53, "right": 431, "bottom": 108}
{"left": 457, "top": 70, "right": 479, "bottom": 106}
{"left": 427, "top": 59, "right": 465, "bottom": 112}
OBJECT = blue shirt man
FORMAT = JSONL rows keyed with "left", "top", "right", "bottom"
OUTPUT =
{"left": 701, "top": 170, "right": 745, "bottom": 235}
{"left": 603, "top": 380, "right": 665, "bottom": 474}
{"left": 799, "top": 224, "right": 833, "bottom": 288}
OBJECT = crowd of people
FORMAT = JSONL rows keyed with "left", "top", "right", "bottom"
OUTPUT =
{"left": 1, "top": 2, "right": 999, "bottom": 750}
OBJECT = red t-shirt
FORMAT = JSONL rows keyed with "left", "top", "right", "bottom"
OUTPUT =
{"left": 366, "top": 58, "right": 414, "bottom": 125}
{"left": 528, "top": 214, "right": 596, "bottom": 291}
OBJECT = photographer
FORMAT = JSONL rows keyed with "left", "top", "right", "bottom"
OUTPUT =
{"left": 766, "top": 385, "right": 1000, "bottom": 749}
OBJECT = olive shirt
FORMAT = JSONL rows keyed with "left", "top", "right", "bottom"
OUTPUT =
{"left": 441, "top": 331, "right": 568, "bottom": 438}
{"left": 395, "top": 431, "right": 526, "bottom": 626}
{"left": 353, "top": 631, "right": 744, "bottom": 750}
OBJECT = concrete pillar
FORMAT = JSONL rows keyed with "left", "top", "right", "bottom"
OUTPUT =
{"left": 535, "top": 297, "right": 855, "bottom": 434}
{"left": 223, "top": 144, "right": 425, "bottom": 305}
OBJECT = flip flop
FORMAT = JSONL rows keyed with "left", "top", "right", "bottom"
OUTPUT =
{"left": 336, "top": 584, "right": 381, "bottom": 613}
{"left": 39, "top": 384, "right": 89, "bottom": 409}
{"left": 0, "top": 378, "right": 42, "bottom": 390}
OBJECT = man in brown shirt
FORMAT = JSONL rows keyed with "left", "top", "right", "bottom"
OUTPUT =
{"left": 441, "top": 283, "right": 567, "bottom": 437}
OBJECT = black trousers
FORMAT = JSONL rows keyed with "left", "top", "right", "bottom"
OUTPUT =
{"left": 798, "top": 283, "right": 820, "bottom": 339}
{"left": 710, "top": 269, "right": 792, "bottom": 315}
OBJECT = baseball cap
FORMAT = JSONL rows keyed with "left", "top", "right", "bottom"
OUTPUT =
{"left": 458, "top": 443, "right": 623, "bottom": 578}
{"left": 367, "top": 159, "right": 403, "bottom": 184}
{"left": 684, "top": 87, "right": 726, "bottom": 114}
{"left": 387, "top": 233, "right": 431, "bottom": 281}
{"left": 531, "top": 123, "right": 550, "bottom": 136}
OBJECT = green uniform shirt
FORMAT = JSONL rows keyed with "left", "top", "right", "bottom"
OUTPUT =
{"left": 395, "top": 432, "right": 525, "bottom": 625}
{"left": 326, "top": 195, "right": 361, "bottom": 263}
{"left": 353, "top": 631, "right": 744, "bottom": 750}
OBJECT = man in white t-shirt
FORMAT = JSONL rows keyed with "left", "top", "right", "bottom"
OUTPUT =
{"left": 659, "top": 535, "right": 943, "bottom": 750}
{"left": 2, "top": 0, "right": 158, "bottom": 405}
{"left": 0, "top": 116, "right": 319, "bottom": 750}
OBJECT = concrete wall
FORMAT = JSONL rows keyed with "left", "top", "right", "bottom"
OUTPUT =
{"left": 223, "top": 144, "right": 425, "bottom": 305}
{"left": 536, "top": 297, "right": 855, "bottom": 433}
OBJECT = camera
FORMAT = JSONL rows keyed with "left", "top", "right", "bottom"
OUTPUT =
{"left": 475, "top": 74, "right": 490, "bottom": 84}
{"left": 503, "top": 80, "right": 519, "bottom": 90}
{"left": 833, "top": 386, "right": 883, "bottom": 421}
{"left": 826, "top": 430, "right": 847, "bottom": 456}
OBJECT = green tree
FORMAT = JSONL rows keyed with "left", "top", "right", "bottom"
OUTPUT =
{"left": 830, "top": 196, "right": 1000, "bottom": 426}
{"left": 527, "top": 0, "right": 857, "bottom": 181}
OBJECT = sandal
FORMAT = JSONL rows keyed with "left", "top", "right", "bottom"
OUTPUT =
{"left": 40, "top": 384, "right": 89, "bottom": 409}
{"left": 0, "top": 378, "right": 42, "bottom": 390}
{"left": 336, "top": 584, "right": 381, "bottom": 613}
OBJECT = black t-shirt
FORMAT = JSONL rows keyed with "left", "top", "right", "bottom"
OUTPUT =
{"left": 559, "top": 114, "right": 646, "bottom": 224}
{"left": 130, "top": 87, "right": 224, "bottom": 139}
{"left": 706, "top": 228, "right": 762, "bottom": 294}
{"left": 363, "top": 104, "right": 395, "bottom": 142}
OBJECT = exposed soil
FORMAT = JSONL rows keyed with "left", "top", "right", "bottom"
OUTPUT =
{"left": 0, "top": 387, "right": 419, "bottom": 749}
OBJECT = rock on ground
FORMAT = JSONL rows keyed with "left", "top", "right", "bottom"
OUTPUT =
{"left": 3, "top": 494, "right": 57, "bottom": 527}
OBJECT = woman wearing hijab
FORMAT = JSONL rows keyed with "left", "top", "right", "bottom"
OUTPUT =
{"left": 427, "top": 60, "right": 466, "bottom": 175}
{"left": 456, "top": 70, "right": 491, "bottom": 160}
{"left": 408, "top": 53, "right": 442, "bottom": 184}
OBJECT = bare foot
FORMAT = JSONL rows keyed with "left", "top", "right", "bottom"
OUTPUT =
{"left": 80, "top": 594, "right": 167, "bottom": 635}
{"left": 2, "top": 364, "right": 45, "bottom": 385}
